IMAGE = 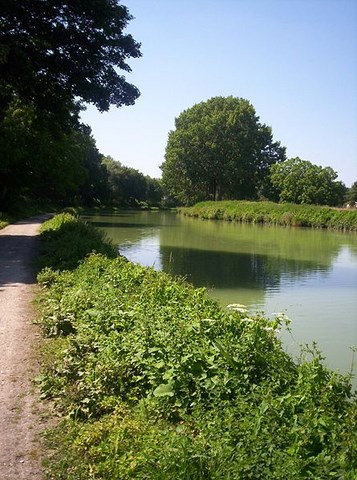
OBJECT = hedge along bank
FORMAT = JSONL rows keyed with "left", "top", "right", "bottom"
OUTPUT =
{"left": 180, "top": 200, "right": 357, "bottom": 231}
{"left": 36, "top": 213, "right": 357, "bottom": 479}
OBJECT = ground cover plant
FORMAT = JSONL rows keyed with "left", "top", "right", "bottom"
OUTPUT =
{"left": 37, "top": 214, "right": 357, "bottom": 479}
{"left": 0, "top": 213, "right": 10, "bottom": 229}
{"left": 38, "top": 212, "right": 117, "bottom": 270}
{"left": 180, "top": 201, "right": 357, "bottom": 231}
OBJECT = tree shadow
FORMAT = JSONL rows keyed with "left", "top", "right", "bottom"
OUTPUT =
{"left": 0, "top": 234, "right": 39, "bottom": 286}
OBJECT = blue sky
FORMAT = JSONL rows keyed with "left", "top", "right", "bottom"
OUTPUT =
{"left": 80, "top": 0, "right": 357, "bottom": 187}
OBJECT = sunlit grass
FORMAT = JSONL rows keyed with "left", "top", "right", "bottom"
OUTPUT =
{"left": 180, "top": 200, "right": 357, "bottom": 231}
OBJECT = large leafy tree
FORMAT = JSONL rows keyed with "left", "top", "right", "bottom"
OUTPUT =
{"left": 0, "top": 0, "right": 141, "bottom": 123}
{"left": 269, "top": 157, "right": 346, "bottom": 206}
{"left": 161, "top": 96, "right": 286, "bottom": 205}
{"left": 0, "top": 101, "right": 108, "bottom": 206}
{"left": 0, "top": 0, "right": 141, "bottom": 209}
{"left": 74, "top": 128, "right": 109, "bottom": 206}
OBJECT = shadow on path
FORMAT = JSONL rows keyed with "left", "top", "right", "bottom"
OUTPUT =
{"left": 0, "top": 234, "right": 39, "bottom": 286}
{"left": 0, "top": 214, "right": 52, "bottom": 286}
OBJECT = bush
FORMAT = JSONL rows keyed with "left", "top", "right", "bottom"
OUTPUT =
{"left": 38, "top": 213, "right": 117, "bottom": 270}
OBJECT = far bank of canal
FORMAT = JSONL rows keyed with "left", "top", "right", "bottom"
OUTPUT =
{"left": 83, "top": 210, "right": 357, "bottom": 380}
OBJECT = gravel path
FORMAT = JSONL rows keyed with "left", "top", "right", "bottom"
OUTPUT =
{"left": 0, "top": 216, "right": 51, "bottom": 480}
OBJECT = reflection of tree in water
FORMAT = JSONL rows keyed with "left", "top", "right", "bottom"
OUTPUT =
{"left": 85, "top": 212, "right": 355, "bottom": 294}
{"left": 160, "top": 246, "right": 332, "bottom": 291}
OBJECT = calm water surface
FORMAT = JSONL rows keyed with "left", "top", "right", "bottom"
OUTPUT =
{"left": 84, "top": 211, "right": 357, "bottom": 378}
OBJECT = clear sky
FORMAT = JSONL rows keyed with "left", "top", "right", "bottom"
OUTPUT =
{"left": 80, "top": 0, "right": 357, "bottom": 187}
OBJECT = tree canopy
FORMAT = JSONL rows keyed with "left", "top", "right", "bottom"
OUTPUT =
{"left": 345, "top": 181, "right": 357, "bottom": 205}
{"left": 161, "top": 96, "right": 286, "bottom": 205}
{"left": 0, "top": 100, "right": 108, "bottom": 207}
{"left": 0, "top": 1, "right": 143, "bottom": 210}
{"left": 102, "top": 156, "right": 163, "bottom": 207}
{"left": 0, "top": 0, "right": 141, "bottom": 123}
{"left": 269, "top": 157, "right": 346, "bottom": 206}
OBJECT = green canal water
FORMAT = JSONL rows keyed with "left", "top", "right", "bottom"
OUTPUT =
{"left": 84, "top": 210, "right": 357, "bottom": 380}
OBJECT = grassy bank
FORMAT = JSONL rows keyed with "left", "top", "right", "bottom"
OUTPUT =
{"left": 180, "top": 201, "right": 357, "bottom": 231}
{"left": 36, "top": 214, "right": 357, "bottom": 479}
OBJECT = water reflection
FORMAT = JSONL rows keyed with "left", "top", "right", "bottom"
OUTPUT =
{"left": 84, "top": 212, "right": 353, "bottom": 301}
{"left": 160, "top": 245, "right": 331, "bottom": 291}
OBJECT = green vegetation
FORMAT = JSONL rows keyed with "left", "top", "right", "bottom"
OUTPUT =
{"left": 0, "top": 212, "right": 10, "bottom": 229}
{"left": 345, "top": 181, "right": 357, "bottom": 205}
{"left": 0, "top": 1, "right": 141, "bottom": 124}
{"left": 160, "top": 97, "right": 349, "bottom": 208}
{"left": 1, "top": 199, "right": 58, "bottom": 230}
{"left": 38, "top": 213, "right": 117, "bottom": 270}
{"left": 0, "top": 99, "right": 163, "bottom": 210}
{"left": 269, "top": 157, "right": 346, "bottom": 206}
{"left": 0, "top": 1, "right": 154, "bottom": 212}
{"left": 161, "top": 96, "right": 286, "bottom": 205}
{"left": 1, "top": 3, "right": 354, "bottom": 215}
{"left": 36, "top": 214, "right": 357, "bottom": 478}
{"left": 180, "top": 200, "right": 357, "bottom": 231}
{"left": 102, "top": 156, "right": 163, "bottom": 208}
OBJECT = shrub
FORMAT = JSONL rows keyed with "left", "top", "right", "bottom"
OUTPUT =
{"left": 38, "top": 213, "right": 117, "bottom": 270}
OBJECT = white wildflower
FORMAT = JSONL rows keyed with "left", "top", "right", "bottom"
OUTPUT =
{"left": 227, "top": 303, "right": 249, "bottom": 313}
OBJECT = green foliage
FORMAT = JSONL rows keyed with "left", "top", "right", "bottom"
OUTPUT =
{"left": 0, "top": 0, "right": 141, "bottom": 122}
{"left": 345, "top": 181, "right": 357, "bottom": 204}
{"left": 43, "top": 406, "right": 222, "bottom": 480}
{"left": 145, "top": 176, "right": 163, "bottom": 208}
{"left": 180, "top": 200, "right": 357, "bottom": 231}
{"left": 0, "top": 0, "right": 142, "bottom": 210}
{"left": 38, "top": 213, "right": 117, "bottom": 270}
{"left": 0, "top": 101, "right": 108, "bottom": 208}
{"left": 269, "top": 157, "right": 346, "bottom": 206}
{"left": 161, "top": 96, "right": 286, "bottom": 205}
{"left": 101, "top": 156, "right": 163, "bottom": 208}
{"left": 37, "top": 214, "right": 357, "bottom": 478}
{"left": 0, "top": 211, "right": 10, "bottom": 229}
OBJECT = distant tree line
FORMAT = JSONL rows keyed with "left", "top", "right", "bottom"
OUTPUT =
{"left": 345, "top": 181, "right": 357, "bottom": 205}
{"left": 102, "top": 156, "right": 163, "bottom": 208}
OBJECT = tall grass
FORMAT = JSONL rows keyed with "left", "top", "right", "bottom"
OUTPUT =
{"left": 37, "top": 214, "right": 357, "bottom": 479}
{"left": 180, "top": 201, "right": 357, "bottom": 231}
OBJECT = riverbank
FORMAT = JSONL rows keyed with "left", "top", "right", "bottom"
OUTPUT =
{"left": 179, "top": 201, "right": 357, "bottom": 231}
{"left": 35, "top": 213, "right": 357, "bottom": 479}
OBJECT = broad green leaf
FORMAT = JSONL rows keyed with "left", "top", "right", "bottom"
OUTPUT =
{"left": 153, "top": 383, "right": 174, "bottom": 397}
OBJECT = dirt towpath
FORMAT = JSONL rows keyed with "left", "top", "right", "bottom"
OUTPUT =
{"left": 0, "top": 215, "right": 51, "bottom": 480}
